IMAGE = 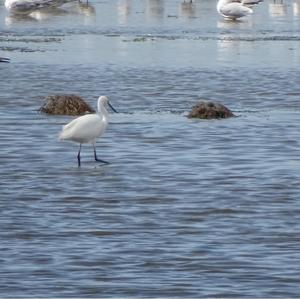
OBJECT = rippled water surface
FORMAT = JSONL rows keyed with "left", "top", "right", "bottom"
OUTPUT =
{"left": 1, "top": 0, "right": 300, "bottom": 297}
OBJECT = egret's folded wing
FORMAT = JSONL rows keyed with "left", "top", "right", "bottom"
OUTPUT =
{"left": 59, "top": 114, "right": 99, "bottom": 140}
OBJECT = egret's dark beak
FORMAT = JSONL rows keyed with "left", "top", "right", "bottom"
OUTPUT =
{"left": 108, "top": 101, "right": 118, "bottom": 113}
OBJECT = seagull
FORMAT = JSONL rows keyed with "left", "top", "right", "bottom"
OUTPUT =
{"left": 59, "top": 96, "right": 117, "bottom": 167}
{"left": 217, "top": 0, "right": 263, "bottom": 20}
{"left": 5, "top": 0, "right": 72, "bottom": 14}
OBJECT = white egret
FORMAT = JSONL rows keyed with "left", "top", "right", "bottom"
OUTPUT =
{"left": 217, "top": 0, "right": 262, "bottom": 20}
{"left": 59, "top": 96, "right": 117, "bottom": 167}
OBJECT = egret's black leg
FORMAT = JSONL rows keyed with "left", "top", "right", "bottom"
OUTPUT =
{"left": 93, "top": 144, "right": 109, "bottom": 164}
{"left": 77, "top": 144, "right": 82, "bottom": 167}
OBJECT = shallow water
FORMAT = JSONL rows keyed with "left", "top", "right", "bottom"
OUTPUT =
{"left": 1, "top": 0, "right": 300, "bottom": 297}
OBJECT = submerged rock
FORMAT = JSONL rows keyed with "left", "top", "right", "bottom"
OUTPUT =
{"left": 188, "top": 101, "right": 235, "bottom": 119}
{"left": 39, "top": 94, "right": 95, "bottom": 116}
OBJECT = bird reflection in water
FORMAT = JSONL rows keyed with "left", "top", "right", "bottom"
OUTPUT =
{"left": 293, "top": 0, "right": 300, "bottom": 16}
{"left": 179, "top": 0, "right": 196, "bottom": 19}
{"left": 117, "top": 0, "right": 131, "bottom": 25}
{"left": 269, "top": 0, "right": 287, "bottom": 16}
{"left": 146, "top": 0, "right": 164, "bottom": 20}
{"left": 68, "top": 1, "right": 95, "bottom": 17}
{"left": 217, "top": 17, "right": 253, "bottom": 29}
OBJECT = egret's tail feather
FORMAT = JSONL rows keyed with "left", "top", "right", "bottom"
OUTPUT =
{"left": 59, "top": 128, "right": 70, "bottom": 140}
{"left": 58, "top": 131, "right": 65, "bottom": 140}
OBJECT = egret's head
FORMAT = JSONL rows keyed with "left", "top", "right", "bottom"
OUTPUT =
{"left": 98, "top": 96, "right": 117, "bottom": 113}
{"left": 98, "top": 95, "right": 109, "bottom": 105}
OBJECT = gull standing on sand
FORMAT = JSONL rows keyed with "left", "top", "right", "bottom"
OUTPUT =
{"left": 59, "top": 96, "right": 117, "bottom": 167}
{"left": 217, "top": 0, "right": 263, "bottom": 20}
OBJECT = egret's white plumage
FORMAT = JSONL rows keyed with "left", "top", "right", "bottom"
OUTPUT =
{"left": 59, "top": 96, "right": 117, "bottom": 167}
{"left": 217, "top": 0, "right": 262, "bottom": 19}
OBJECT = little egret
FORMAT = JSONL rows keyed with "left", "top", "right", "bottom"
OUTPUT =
{"left": 59, "top": 96, "right": 117, "bottom": 167}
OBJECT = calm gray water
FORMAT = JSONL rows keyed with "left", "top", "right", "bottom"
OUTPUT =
{"left": 1, "top": 0, "right": 300, "bottom": 297}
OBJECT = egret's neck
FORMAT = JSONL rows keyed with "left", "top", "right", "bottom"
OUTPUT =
{"left": 98, "top": 103, "right": 109, "bottom": 120}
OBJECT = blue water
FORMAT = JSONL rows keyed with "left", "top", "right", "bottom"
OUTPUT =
{"left": 0, "top": 0, "right": 300, "bottom": 297}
